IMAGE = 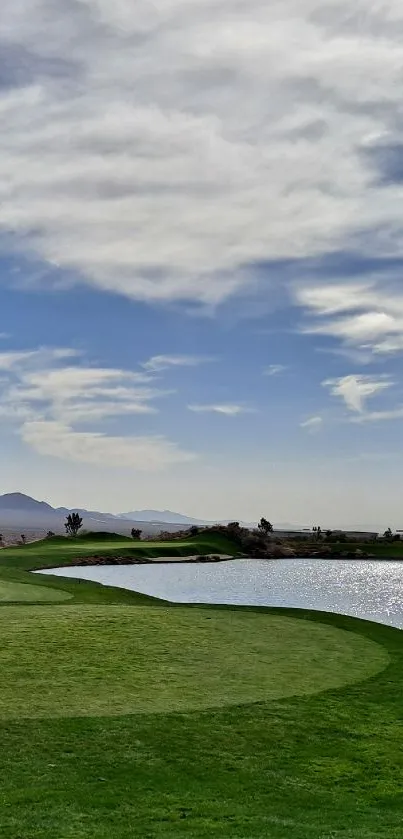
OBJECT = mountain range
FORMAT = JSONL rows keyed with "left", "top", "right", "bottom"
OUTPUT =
{"left": 0, "top": 493, "right": 257, "bottom": 537}
{"left": 0, "top": 493, "right": 312, "bottom": 539}
{"left": 115, "top": 509, "right": 210, "bottom": 525}
{"left": 0, "top": 493, "right": 190, "bottom": 536}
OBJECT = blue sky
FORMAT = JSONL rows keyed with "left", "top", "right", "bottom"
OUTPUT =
{"left": 1, "top": 0, "right": 403, "bottom": 528}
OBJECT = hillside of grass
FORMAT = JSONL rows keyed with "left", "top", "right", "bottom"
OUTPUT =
{"left": 0, "top": 597, "right": 401, "bottom": 837}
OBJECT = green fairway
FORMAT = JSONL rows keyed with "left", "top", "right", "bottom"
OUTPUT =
{"left": 0, "top": 605, "right": 388, "bottom": 719}
{"left": 0, "top": 536, "right": 402, "bottom": 838}
{"left": 0, "top": 579, "right": 72, "bottom": 602}
{"left": 0, "top": 531, "right": 237, "bottom": 571}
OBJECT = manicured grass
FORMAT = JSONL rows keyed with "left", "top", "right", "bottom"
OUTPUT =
{"left": 0, "top": 532, "right": 237, "bottom": 571}
{"left": 0, "top": 605, "right": 388, "bottom": 719}
{"left": 0, "top": 537, "right": 402, "bottom": 837}
{"left": 0, "top": 533, "right": 238, "bottom": 605}
{"left": 0, "top": 579, "right": 72, "bottom": 602}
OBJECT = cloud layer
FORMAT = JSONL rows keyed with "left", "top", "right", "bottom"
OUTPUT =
{"left": 0, "top": 348, "right": 195, "bottom": 468}
{"left": 1, "top": 0, "right": 403, "bottom": 305}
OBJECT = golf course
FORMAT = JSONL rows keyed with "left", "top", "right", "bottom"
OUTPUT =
{"left": 0, "top": 534, "right": 402, "bottom": 837}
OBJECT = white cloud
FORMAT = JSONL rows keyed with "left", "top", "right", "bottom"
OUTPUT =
{"left": 323, "top": 374, "right": 392, "bottom": 413}
{"left": 0, "top": 345, "right": 194, "bottom": 468}
{"left": 295, "top": 282, "right": 403, "bottom": 356}
{"left": 3, "top": 364, "right": 166, "bottom": 424}
{"left": 264, "top": 364, "right": 287, "bottom": 376}
{"left": 21, "top": 421, "right": 195, "bottom": 469}
{"left": 142, "top": 354, "right": 212, "bottom": 372}
{"left": 1, "top": 2, "right": 403, "bottom": 304}
{"left": 0, "top": 347, "right": 78, "bottom": 371}
{"left": 351, "top": 407, "right": 403, "bottom": 423}
{"left": 188, "top": 403, "right": 254, "bottom": 415}
{"left": 300, "top": 415, "right": 323, "bottom": 431}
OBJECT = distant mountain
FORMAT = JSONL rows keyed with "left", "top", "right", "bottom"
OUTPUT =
{"left": 119, "top": 509, "right": 210, "bottom": 525}
{"left": 0, "top": 493, "right": 187, "bottom": 537}
{"left": 0, "top": 495, "right": 257, "bottom": 537}
{"left": 0, "top": 492, "right": 54, "bottom": 512}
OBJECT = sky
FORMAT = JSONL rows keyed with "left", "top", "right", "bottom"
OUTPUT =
{"left": 1, "top": 1, "right": 403, "bottom": 529}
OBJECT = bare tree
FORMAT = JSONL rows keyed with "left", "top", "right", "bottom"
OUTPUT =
{"left": 258, "top": 517, "right": 274, "bottom": 536}
{"left": 20, "top": 534, "right": 26, "bottom": 545}
{"left": 65, "top": 513, "right": 83, "bottom": 537}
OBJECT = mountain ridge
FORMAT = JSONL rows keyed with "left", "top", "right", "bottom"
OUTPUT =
{"left": 118, "top": 509, "right": 215, "bottom": 525}
{"left": 0, "top": 493, "right": 190, "bottom": 536}
{"left": 0, "top": 495, "right": 254, "bottom": 528}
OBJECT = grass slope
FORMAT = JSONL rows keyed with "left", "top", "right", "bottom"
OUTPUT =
{"left": 0, "top": 537, "right": 402, "bottom": 837}
{"left": 0, "top": 580, "right": 72, "bottom": 602}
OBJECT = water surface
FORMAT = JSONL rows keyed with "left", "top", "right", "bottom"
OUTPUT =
{"left": 36, "top": 558, "right": 403, "bottom": 628}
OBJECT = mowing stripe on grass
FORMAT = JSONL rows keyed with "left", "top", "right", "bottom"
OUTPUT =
{"left": 0, "top": 606, "right": 389, "bottom": 719}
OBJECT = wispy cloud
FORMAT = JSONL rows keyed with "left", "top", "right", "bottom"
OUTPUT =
{"left": 0, "top": 346, "right": 194, "bottom": 468}
{"left": 21, "top": 422, "right": 195, "bottom": 469}
{"left": 296, "top": 281, "right": 403, "bottom": 357}
{"left": 141, "top": 354, "right": 213, "bottom": 373}
{"left": 263, "top": 364, "right": 287, "bottom": 376}
{"left": 351, "top": 407, "right": 403, "bottom": 424}
{"left": 188, "top": 403, "right": 255, "bottom": 416}
{"left": 300, "top": 416, "right": 323, "bottom": 432}
{"left": 322, "top": 374, "right": 393, "bottom": 413}
{"left": 1, "top": 2, "right": 403, "bottom": 306}
{"left": 0, "top": 347, "right": 78, "bottom": 371}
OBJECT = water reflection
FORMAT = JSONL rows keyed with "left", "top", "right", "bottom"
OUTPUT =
{"left": 36, "top": 558, "right": 403, "bottom": 628}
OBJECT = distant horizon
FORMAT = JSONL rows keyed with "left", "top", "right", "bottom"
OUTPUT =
{"left": 0, "top": 490, "right": 393, "bottom": 533}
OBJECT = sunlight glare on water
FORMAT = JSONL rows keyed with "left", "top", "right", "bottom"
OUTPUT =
{"left": 36, "top": 559, "right": 403, "bottom": 628}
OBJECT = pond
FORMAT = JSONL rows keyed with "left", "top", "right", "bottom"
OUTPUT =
{"left": 35, "top": 558, "right": 403, "bottom": 628}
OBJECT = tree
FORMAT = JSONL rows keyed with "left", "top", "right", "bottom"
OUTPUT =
{"left": 225, "top": 522, "right": 244, "bottom": 547}
{"left": 312, "top": 526, "right": 322, "bottom": 541}
{"left": 325, "top": 529, "right": 333, "bottom": 541}
{"left": 20, "top": 534, "right": 26, "bottom": 544}
{"left": 47, "top": 531, "right": 55, "bottom": 538}
{"left": 258, "top": 517, "right": 274, "bottom": 536}
{"left": 384, "top": 527, "right": 393, "bottom": 541}
{"left": 131, "top": 528, "right": 142, "bottom": 540}
{"left": 65, "top": 512, "right": 83, "bottom": 537}
{"left": 0, "top": 533, "right": 3, "bottom": 545}
{"left": 189, "top": 525, "right": 200, "bottom": 537}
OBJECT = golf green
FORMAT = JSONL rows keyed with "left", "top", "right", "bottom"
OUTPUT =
{"left": 0, "top": 605, "right": 388, "bottom": 719}
{"left": 0, "top": 580, "right": 72, "bottom": 602}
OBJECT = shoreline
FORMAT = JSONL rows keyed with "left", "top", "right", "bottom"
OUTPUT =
{"left": 34, "top": 553, "right": 234, "bottom": 570}
{"left": 32, "top": 552, "right": 403, "bottom": 572}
